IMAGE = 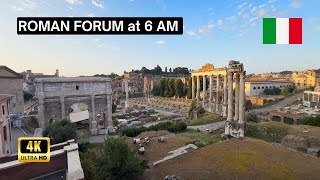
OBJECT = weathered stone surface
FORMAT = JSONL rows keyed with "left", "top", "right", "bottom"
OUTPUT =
{"left": 307, "top": 147, "right": 320, "bottom": 157}
{"left": 281, "top": 135, "right": 310, "bottom": 149}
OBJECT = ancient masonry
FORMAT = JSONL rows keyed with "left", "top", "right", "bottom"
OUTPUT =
{"left": 35, "top": 77, "right": 113, "bottom": 135}
{"left": 191, "top": 60, "right": 246, "bottom": 138}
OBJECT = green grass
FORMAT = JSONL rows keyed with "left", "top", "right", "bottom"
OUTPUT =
{"left": 246, "top": 122, "right": 289, "bottom": 143}
{"left": 185, "top": 112, "right": 223, "bottom": 126}
{"left": 178, "top": 131, "right": 223, "bottom": 147}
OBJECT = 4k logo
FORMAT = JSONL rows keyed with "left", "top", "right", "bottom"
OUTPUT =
{"left": 18, "top": 137, "right": 50, "bottom": 162}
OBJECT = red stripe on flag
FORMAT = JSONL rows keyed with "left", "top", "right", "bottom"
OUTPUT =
{"left": 289, "top": 18, "right": 302, "bottom": 44}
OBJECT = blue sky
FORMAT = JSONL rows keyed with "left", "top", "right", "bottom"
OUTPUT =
{"left": 0, "top": 0, "right": 319, "bottom": 76}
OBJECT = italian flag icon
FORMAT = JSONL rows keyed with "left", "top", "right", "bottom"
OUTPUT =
{"left": 263, "top": 18, "right": 302, "bottom": 44}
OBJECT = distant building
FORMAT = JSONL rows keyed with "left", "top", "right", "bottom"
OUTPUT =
{"left": 122, "top": 72, "right": 144, "bottom": 96}
{"left": 303, "top": 86, "right": 320, "bottom": 107}
{"left": 0, "top": 94, "right": 13, "bottom": 155}
{"left": 0, "top": 66, "right": 24, "bottom": 116}
{"left": 291, "top": 70, "right": 320, "bottom": 89}
{"left": 245, "top": 76, "right": 293, "bottom": 96}
{"left": 20, "top": 69, "right": 59, "bottom": 95}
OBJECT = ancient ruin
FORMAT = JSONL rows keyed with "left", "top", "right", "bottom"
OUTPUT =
{"left": 191, "top": 60, "right": 246, "bottom": 138}
{"left": 35, "top": 77, "right": 113, "bottom": 135}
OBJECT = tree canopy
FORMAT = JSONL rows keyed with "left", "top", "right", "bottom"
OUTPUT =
{"left": 43, "top": 119, "right": 77, "bottom": 144}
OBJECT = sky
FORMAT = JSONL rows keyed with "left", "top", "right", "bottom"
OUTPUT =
{"left": 0, "top": 0, "right": 319, "bottom": 77}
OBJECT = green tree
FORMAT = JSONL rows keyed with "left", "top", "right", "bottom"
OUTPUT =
{"left": 288, "top": 86, "right": 296, "bottom": 93}
{"left": 187, "top": 78, "right": 192, "bottom": 99}
{"left": 281, "top": 87, "right": 289, "bottom": 96}
{"left": 273, "top": 87, "right": 281, "bottom": 95}
{"left": 97, "top": 136, "right": 144, "bottom": 180}
{"left": 169, "top": 79, "right": 175, "bottom": 97}
{"left": 43, "top": 119, "right": 77, "bottom": 144}
{"left": 188, "top": 100, "right": 196, "bottom": 117}
{"left": 151, "top": 86, "right": 161, "bottom": 96}
{"left": 159, "top": 78, "right": 166, "bottom": 96}
{"left": 174, "top": 79, "right": 184, "bottom": 97}
{"left": 23, "top": 91, "right": 33, "bottom": 102}
{"left": 112, "top": 102, "right": 117, "bottom": 113}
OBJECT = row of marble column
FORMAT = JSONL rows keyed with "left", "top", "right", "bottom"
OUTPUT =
{"left": 191, "top": 71, "right": 246, "bottom": 137}
{"left": 303, "top": 92, "right": 320, "bottom": 103}
{"left": 191, "top": 74, "right": 228, "bottom": 116}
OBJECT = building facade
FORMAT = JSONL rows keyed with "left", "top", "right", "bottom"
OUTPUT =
{"left": 0, "top": 94, "right": 12, "bottom": 155}
{"left": 122, "top": 72, "right": 144, "bottom": 96}
{"left": 20, "top": 69, "right": 59, "bottom": 95}
{"left": 245, "top": 81, "right": 293, "bottom": 96}
{"left": 0, "top": 66, "right": 24, "bottom": 116}
{"left": 291, "top": 70, "right": 320, "bottom": 89}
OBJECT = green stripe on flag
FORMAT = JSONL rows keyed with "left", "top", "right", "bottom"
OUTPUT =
{"left": 263, "top": 18, "right": 276, "bottom": 44}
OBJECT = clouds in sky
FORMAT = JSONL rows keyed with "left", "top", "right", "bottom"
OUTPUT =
{"left": 91, "top": 0, "right": 104, "bottom": 8}
{"left": 154, "top": 40, "right": 166, "bottom": 45}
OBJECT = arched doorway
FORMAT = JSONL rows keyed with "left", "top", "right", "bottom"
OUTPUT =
{"left": 68, "top": 103, "right": 90, "bottom": 128}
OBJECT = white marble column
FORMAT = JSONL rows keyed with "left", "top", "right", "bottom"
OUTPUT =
{"left": 203, "top": 75, "right": 206, "bottom": 106}
{"left": 234, "top": 73, "right": 240, "bottom": 121}
{"left": 196, "top": 75, "right": 200, "bottom": 101}
{"left": 216, "top": 75, "right": 220, "bottom": 113}
{"left": 91, "top": 95, "right": 98, "bottom": 135}
{"left": 192, "top": 76, "right": 195, "bottom": 99}
{"left": 38, "top": 98, "right": 46, "bottom": 129}
{"left": 227, "top": 72, "right": 234, "bottom": 121}
{"left": 125, "top": 80, "right": 129, "bottom": 108}
{"left": 209, "top": 75, "right": 213, "bottom": 105}
{"left": 223, "top": 74, "right": 228, "bottom": 117}
{"left": 60, "top": 96, "right": 65, "bottom": 119}
{"left": 239, "top": 71, "right": 246, "bottom": 138}
{"left": 107, "top": 94, "right": 113, "bottom": 133}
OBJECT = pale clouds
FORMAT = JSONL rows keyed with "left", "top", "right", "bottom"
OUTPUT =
{"left": 289, "top": 0, "right": 302, "bottom": 9}
{"left": 154, "top": 40, "right": 166, "bottom": 45}
{"left": 91, "top": 0, "right": 104, "bottom": 8}
{"left": 186, "top": 30, "right": 200, "bottom": 39}
{"left": 65, "top": 0, "right": 80, "bottom": 5}
{"left": 10, "top": 0, "right": 38, "bottom": 12}
{"left": 315, "top": 26, "right": 320, "bottom": 31}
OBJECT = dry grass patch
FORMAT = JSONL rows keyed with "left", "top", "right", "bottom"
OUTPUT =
{"left": 145, "top": 137, "right": 320, "bottom": 180}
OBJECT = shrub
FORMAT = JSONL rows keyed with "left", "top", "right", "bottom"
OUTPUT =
{"left": 122, "top": 121, "right": 187, "bottom": 137}
{"left": 97, "top": 136, "right": 144, "bottom": 179}
{"left": 298, "top": 116, "right": 320, "bottom": 127}
{"left": 80, "top": 152, "right": 97, "bottom": 180}
{"left": 246, "top": 123, "right": 289, "bottom": 143}
{"left": 42, "top": 119, "right": 77, "bottom": 144}
{"left": 247, "top": 114, "right": 259, "bottom": 123}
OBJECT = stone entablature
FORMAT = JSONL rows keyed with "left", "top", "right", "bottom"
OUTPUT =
{"left": 35, "top": 77, "right": 113, "bottom": 135}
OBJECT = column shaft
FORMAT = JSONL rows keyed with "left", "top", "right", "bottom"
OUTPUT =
{"left": 216, "top": 75, "right": 220, "bottom": 113}
{"left": 234, "top": 73, "right": 240, "bottom": 121}
{"left": 223, "top": 74, "right": 228, "bottom": 117}
{"left": 227, "top": 72, "right": 234, "bottom": 121}
{"left": 196, "top": 76, "right": 200, "bottom": 100}
{"left": 192, "top": 76, "right": 195, "bottom": 99}
{"left": 60, "top": 96, "right": 65, "bottom": 119}
{"left": 209, "top": 75, "right": 213, "bottom": 104}
{"left": 239, "top": 71, "right": 246, "bottom": 137}
{"left": 107, "top": 94, "right": 113, "bottom": 131}
{"left": 203, "top": 75, "right": 206, "bottom": 106}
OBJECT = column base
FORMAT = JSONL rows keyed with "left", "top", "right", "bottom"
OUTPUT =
{"left": 91, "top": 128, "right": 98, "bottom": 135}
{"left": 222, "top": 105, "right": 227, "bottom": 117}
